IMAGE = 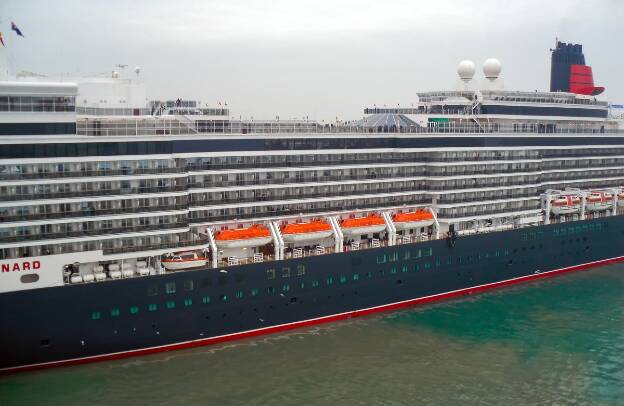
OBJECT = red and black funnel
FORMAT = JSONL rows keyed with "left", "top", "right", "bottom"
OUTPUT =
{"left": 550, "top": 41, "right": 604, "bottom": 96}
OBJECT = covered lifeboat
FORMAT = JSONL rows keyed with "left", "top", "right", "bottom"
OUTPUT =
{"left": 586, "top": 191, "right": 613, "bottom": 211}
{"left": 550, "top": 195, "right": 581, "bottom": 215}
{"left": 214, "top": 224, "right": 272, "bottom": 249}
{"left": 392, "top": 209, "right": 434, "bottom": 230}
{"left": 340, "top": 214, "right": 386, "bottom": 237}
{"left": 162, "top": 251, "right": 207, "bottom": 271}
{"left": 281, "top": 220, "right": 333, "bottom": 243}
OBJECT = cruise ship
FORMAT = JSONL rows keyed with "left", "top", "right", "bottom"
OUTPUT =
{"left": 1, "top": 41, "right": 624, "bottom": 373}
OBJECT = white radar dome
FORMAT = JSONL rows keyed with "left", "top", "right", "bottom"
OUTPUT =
{"left": 483, "top": 58, "right": 502, "bottom": 80}
{"left": 457, "top": 60, "right": 476, "bottom": 81}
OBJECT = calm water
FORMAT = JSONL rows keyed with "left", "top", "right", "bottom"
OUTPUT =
{"left": 2, "top": 265, "right": 624, "bottom": 405}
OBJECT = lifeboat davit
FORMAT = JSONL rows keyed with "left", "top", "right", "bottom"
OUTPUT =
{"left": 214, "top": 224, "right": 272, "bottom": 249}
{"left": 281, "top": 220, "right": 333, "bottom": 243}
{"left": 392, "top": 210, "right": 434, "bottom": 230}
{"left": 340, "top": 214, "right": 386, "bottom": 237}
{"left": 550, "top": 195, "right": 581, "bottom": 215}
{"left": 162, "top": 251, "right": 207, "bottom": 271}
{"left": 586, "top": 191, "right": 613, "bottom": 212}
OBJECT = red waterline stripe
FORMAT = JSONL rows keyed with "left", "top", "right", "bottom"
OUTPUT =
{"left": 3, "top": 254, "right": 624, "bottom": 375}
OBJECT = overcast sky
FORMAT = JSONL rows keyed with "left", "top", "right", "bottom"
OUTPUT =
{"left": 1, "top": 0, "right": 623, "bottom": 120}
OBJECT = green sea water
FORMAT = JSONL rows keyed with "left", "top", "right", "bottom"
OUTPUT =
{"left": 2, "top": 264, "right": 624, "bottom": 405}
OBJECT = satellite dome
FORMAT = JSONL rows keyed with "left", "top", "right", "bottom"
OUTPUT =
{"left": 457, "top": 60, "right": 476, "bottom": 81}
{"left": 483, "top": 58, "right": 502, "bottom": 80}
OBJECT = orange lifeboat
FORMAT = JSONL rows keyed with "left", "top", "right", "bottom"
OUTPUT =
{"left": 392, "top": 209, "right": 435, "bottom": 230}
{"left": 214, "top": 224, "right": 272, "bottom": 249}
{"left": 281, "top": 220, "right": 333, "bottom": 243}
{"left": 550, "top": 195, "right": 581, "bottom": 215}
{"left": 340, "top": 214, "right": 386, "bottom": 236}
{"left": 587, "top": 191, "right": 613, "bottom": 212}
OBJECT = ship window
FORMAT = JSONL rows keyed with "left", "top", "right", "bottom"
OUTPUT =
{"left": 91, "top": 311, "right": 101, "bottom": 320}
{"left": 424, "top": 263, "right": 431, "bottom": 270}
{"left": 267, "top": 286, "right": 276, "bottom": 294}
{"left": 235, "top": 290, "right": 243, "bottom": 299}
{"left": 326, "top": 276, "right": 334, "bottom": 285}
{"left": 504, "top": 249, "right": 510, "bottom": 256}
{"left": 352, "top": 273, "right": 360, "bottom": 281}
{"left": 111, "top": 308, "right": 120, "bottom": 317}
{"left": 165, "top": 282, "right": 176, "bottom": 294}
{"left": 147, "top": 285, "right": 159, "bottom": 296}
{"left": 282, "top": 284, "right": 290, "bottom": 292}
{"left": 148, "top": 304, "right": 158, "bottom": 311}
{"left": 402, "top": 265, "right": 408, "bottom": 273}
{"left": 339, "top": 275, "right": 347, "bottom": 283}
{"left": 184, "top": 298, "right": 193, "bottom": 306}
{"left": 423, "top": 248, "right": 433, "bottom": 257}
{"left": 130, "top": 306, "right": 139, "bottom": 314}
{"left": 414, "top": 264, "right": 420, "bottom": 272}
{"left": 166, "top": 300, "right": 175, "bottom": 309}
{"left": 366, "top": 271, "right": 373, "bottom": 279}
{"left": 389, "top": 252, "right": 399, "bottom": 262}
{"left": 251, "top": 288, "right": 259, "bottom": 297}
{"left": 312, "top": 280, "right": 320, "bottom": 288}
{"left": 296, "top": 265, "right": 305, "bottom": 276}
{"left": 446, "top": 257, "right": 453, "bottom": 265}
{"left": 266, "top": 269, "right": 276, "bottom": 280}
{"left": 403, "top": 250, "right": 411, "bottom": 260}
{"left": 376, "top": 254, "right": 387, "bottom": 264}
{"left": 219, "top": 294, "right": 228, "bottom": 302}
{"left": 390, "top": 267, "right": 397, "bottom": 275}
{"left": 281, "top": 267, "right": 291, "bottom": 278}
{"left": 40, "top": 339, "right": 50, "bottom": 348}
{"left": 20, "top": 274, "right": 39, "bottom": 283}
{"left": 413, "top": 249, "right": 422, "bottom": 259}
{"left": 202, "top": 296, "right": 211, "bottom": 304}
{"left": 299, "top": 281, "right": 305, "bottom": 289}
{"left": 435, "top": 260, "right": 441, "bottom": 268}
{"left": 495, "top": 251, "right": 500, "bottom": 257}
{"left": 184, "top": 280, "right": 194, "bottom": 291}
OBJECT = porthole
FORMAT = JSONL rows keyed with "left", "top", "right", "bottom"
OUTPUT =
{"left": 20, "top": 274, "right": 39, "bottom": 283}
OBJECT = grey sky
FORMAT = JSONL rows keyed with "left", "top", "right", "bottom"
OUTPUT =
{"left": 2, "top": 0, "right": 623, "bottom": 120}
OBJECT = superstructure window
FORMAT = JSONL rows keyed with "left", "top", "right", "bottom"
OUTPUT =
{"left": 165, "top": 282, "right": 176, "bottom": 294}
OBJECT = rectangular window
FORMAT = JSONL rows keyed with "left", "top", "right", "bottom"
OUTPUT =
{"left": 390, "top": 267, "right": 397, "bottom": 275}
{"left": 235, "top": 290, "right": 244, "bottom": 299}
{"left": 281, "top": 267, "right": 291, "bottom": 278}
{"left": 424, "top": 263, "right": 431, "bottom": 270}
{"left": 299, "top": 281, "right": 305, "bottom": 289}
{"left": 339, "top": 275, "right": 347, "bottom": 283}
{"left": 184, "top": 298, "right": 193, "bottom": 306}
{"left": 296, "top": 265, "right": 305, "bottom": 276}
{"left": 219, "top": 294, "right": 228, "bottom": 302}
{"left": 266, "top": 269, "right": 276, "bottom": 280}
{"left": 184, "top": 280, "right": 194, "bottom": 291}
{"left": 130, "top": 306, "right": 139, "bottom": 314}
{"left": 267, "top": 286, "right": 276, "bottom": 294}
{"left": 312, "top": 280, "right": 320, "bottom": 288}
{"left": 423, "top": 248, "right": 433, "bottom": 257}
{"left": 202, "top": 296, "right": 211, "bottom": 304}
{"left": 389, "top": 252, "right": 399, "bottom": 262}
{"left": 147, "top": 285, "right": 159, "bottom": 296}
{"left": 165, "top": 282, "right": 176, "bottom": 294}
{"left": 435, "top": 259, "right": 441, "bottom": 268}
{"left": 326, "top": 276, "right": 334, "bottom": 285}
{"left": 91, "top": 311, "right": 101, "bottom": 320}
{"left": 352, "top": 273, "right": 360, "bottom": 281}
{"left": 414, "top": 264, "right": 420, "bottom": 272}
{"left": 282, "top": 284, "right": 290, "bottom": 292}
{"left": 148, "top": 303, "right": 158, "bottom": 311}
{"left": 376, "top": 254, "right": 387, "bottom": 264}
{"left": 366, "top": 271, "right": 373, "bottom": 279}
{"left": 401, "top": 265, "right": 408, "bottom": 273}
{"left": 413, "top": 249, "right": 422, "bottom": 259}
{"left": 111, "top": 308, "right": 120, "bottom": 317}
{"left": 166, "top": 300, "right": 175, "bottom": 309}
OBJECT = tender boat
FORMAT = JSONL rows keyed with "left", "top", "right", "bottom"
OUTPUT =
{"left": 161, "top": 251, "right": 208, "bottom": 271}
{"left": 340, "top": 214, "right": 386, "bottom": 236}
{"left": 214, "top": 224, "right": 272, "bottom": 248}
{"left": 586, "top": 191, "right": 613, "bottom": 211}
{"left": 551, "top": 195, "right": 581, "bottom": 215}
{"left": 392, "top": 210, "right": 435, "bottom": 230}
{"left": 281, "top": 220, "right": 333, "bottom": 243}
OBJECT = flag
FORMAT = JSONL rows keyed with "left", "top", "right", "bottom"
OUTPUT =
{"left": 0, "top": 32, "right": 5, "bottom": 47}
{"left": 11, "top": 22, "right": 24, "bottom": 37}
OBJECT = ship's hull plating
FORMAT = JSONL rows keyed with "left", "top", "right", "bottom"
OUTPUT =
{"left": 1, "top": 216, "right": 623, "bottom": 373}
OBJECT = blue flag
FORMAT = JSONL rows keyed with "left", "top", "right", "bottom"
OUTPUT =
{"left": 11, "top": 22, "right": 23, "bottom": 37}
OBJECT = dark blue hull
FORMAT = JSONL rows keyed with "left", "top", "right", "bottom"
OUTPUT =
{"left": 2, "top": 216, "right": 623, "bottom": 372}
